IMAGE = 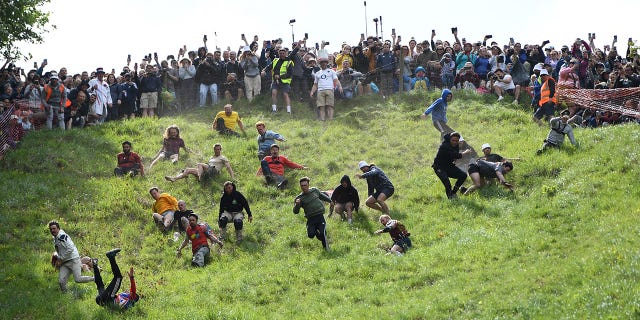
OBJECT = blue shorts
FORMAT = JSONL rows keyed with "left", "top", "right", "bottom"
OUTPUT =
{"left": 271, "top": 82, "right": 291, "bottom": 93}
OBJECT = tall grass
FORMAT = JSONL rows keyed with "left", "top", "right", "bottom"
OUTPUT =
{"left": 1, "top": 90, "right": 639, "bottom": 319}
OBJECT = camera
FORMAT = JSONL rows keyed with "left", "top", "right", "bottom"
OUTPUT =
{"left": 289, "top": 19, "right": 296, "bottom": 24}
{"left": 485, "top": 35, "right": 492, "bottom": 39}
{"left": 451, "top": 27, "right": 457, "bottom": 34}
{"left": 203, "top": 34, "right": 207, "bottom": 42}
{"left": 325, "top": 41, "right": 330, "bottom": 45}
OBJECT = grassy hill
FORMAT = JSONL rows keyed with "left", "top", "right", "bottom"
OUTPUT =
{"left": 1, "top": 90, "right": 639, "bottom": 319}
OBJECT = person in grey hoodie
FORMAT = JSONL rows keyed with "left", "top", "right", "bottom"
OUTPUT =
{"left": 239, "top": 47, "right": 261, "bottom": 102}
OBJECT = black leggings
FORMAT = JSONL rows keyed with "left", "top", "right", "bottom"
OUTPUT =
{"left": 433, "top": 165, "right": 467, "bottom": 196}
{"left": 94, "top": 256, "right": 122, "bottom": 306}
{"left": 306, "top": 214, "right": 327, "bottom": 249}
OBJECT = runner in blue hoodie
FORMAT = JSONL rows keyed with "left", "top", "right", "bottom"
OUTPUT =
{"left": 421, "top": 88, "right": 454, "bottom": 140}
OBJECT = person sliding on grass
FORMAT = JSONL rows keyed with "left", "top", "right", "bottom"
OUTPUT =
{"left": 374, "top": 214, "right": 412, "bottom": 256}
{"left": 91, "top": 248, "right": 139, "bottom": 310}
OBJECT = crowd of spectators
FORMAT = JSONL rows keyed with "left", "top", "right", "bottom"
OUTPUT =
{"left": 1, "top": 30, "right": 639, "bottom": 153}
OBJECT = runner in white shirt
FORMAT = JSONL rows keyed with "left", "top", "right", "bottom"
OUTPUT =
{"left": 310, "top": 57, "right": 342, "bottom": 121}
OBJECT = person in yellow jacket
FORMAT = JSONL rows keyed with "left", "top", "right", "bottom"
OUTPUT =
{"left": 150, "top": 187, "right": 179, "bottom": 232}
{"left": 263, "top": 48, "right": 294, "bottom": 113}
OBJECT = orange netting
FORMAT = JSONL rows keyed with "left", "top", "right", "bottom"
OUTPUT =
{"left": 557, "top": 87, "right": 640, "bottom": 118}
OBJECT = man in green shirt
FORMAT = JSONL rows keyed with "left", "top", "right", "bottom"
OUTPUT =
{"left": 293, "top": 177, "right": 332, "bottom": 251}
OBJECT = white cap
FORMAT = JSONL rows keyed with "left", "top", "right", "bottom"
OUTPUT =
{"left": 481, "top": 143, "right": 491, "bottom": 150}
{"left": 242, "top": 46, "right": 251, "bottom": 52}
{"left": 358, "top": 161, "right": 369, "bottom": 169}
{"left": 539, "top": 69, "right": 549, "bottom": 76}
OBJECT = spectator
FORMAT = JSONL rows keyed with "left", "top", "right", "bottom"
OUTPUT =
{"left": 491, "top": 68, "right": 515, "bottom": 102}
{"left": 149, "top": 187, "right": 178, "bottom": 232}
{"left": 88, "top": 68, "right": 112, "bottom": 123}
{"left": 212, "top": 103, "right": 246, "bottom": 136}
{"left": 293, "top": 176, "right": 333, "bottom": 251}
{"left": 330, "top": 175, "right": 360, "bottom": 224}
{"left": 178, "top": 57, "right": 197, "bottom": 108}
{"left": 376, "top": 43, "right": 396, "bottom": 98}
{"left": 195, "top": 51, "right": 224, "bottom": 107}
{"left": 455, "top": 42, "right": 477, "bottom": 70}
{"left": 410, "top": 66, "right": 430, "bottom": 90}
{"left": 337, "top": 60, "right": 363, "bottom": 99}
{"left": 533, "top": 69, "right": 557, "bottom": 126}
{"left": 43, "top": 73, "right": 66, "bottom": 130}
{"left": 440, "top": 53, "right": 455, "bottom": 89}
{"left": 239, "top": 46, "right": 261, "bottom": 102}
{"left": 255, "top": 121, "right": 285, "bottom": 160}
{"left": 218, "top": 181, "right": 252, "bottom": 242}
{"left": 260, "top": 143, "right": 307, "bottom": 189}
{"left": 461, "top": 160, "right": 514, "bottom": 195}
{"left": 310, "top": 57, "right": 342, "bottom": 121}
{"left": 536, "top": 115, "right": 579, "bottom": 154}
{"left": 106, "top": 73, "right": 121, "bottom": 121}
{"left": 454, "top": 62, "right": 481, "bottom": 89}
{"left": 165, "top": 143, "right": 235, "bottom": 182}
{"left": 138, "top": 64, "right": 161, "bottom": 117}
{"left": 474, "top": 47, "right": 491, "bottom": 81}
{"left": 432, "top": 132, "right": 470, "bottom": 199}
{"left": 118, "top": 73, "right": 138, "bottom": 119}
{"left": 48, "top": 220, "right": 94, "bottom": 292}
{"left": 114, "top": 141, "right": 144, "bottom": 177}
{"left": 264, "top": 47, "right": 294, "bottom": 113}
{"left": 176, "top": 213, "right": 223, "bottom": 267}
{"left": 148, "top": 124, "right": 190, "bottom": 170}
{"left": 355, "top": 161, "right": 394, "bottom": 215}
{"left": 222, "top": 73, "right": 244, "bottom": 103}
{"left": 374, "top": 214, "right": 412, "bottom": 256}
{"left": 91, "top": 249, "right": 139, "bottom": 310}
{"left": 421, "top": 88, "right": 454, "bottom": 139}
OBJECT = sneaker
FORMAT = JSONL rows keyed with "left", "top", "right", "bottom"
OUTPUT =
{"left": 460, "top": 186, "right": 468, "bottom": 194}
{"left": 164, "top": 176, "right": 175, "bottom": 182}
{"left": 173, "top": 232, "right": 181, "bottom": 242}
{"left": 512, "top": 99, "right": 519, "bottom": 105}
{"left": 447, "top": 193, "right": 458, "bottom": 200}
{"left": 91, "top": 258, "right": 99, "bottom": 268}
{"left": 277, "top": 179, "right": 288, "bottom": 190}
{"left": 106, "top": 248, "right": 121, "bottom": 259}
{"left": 497, "top": 96, "right": 504, "bottom": 102}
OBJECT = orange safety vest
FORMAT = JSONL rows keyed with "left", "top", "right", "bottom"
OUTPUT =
{"left": 539, "top": 77, "right": 557, "bottom": 107}
{"left": 43, "top": 84, "right": 71, "bottom": 107}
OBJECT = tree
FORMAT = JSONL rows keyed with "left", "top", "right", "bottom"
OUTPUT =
{"left": 0, "top": 0, "right": 54, "bottom": 65}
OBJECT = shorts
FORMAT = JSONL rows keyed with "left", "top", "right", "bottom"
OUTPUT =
{"left": 140, "top": 92, "right": 158, "bottom": 109}
{"left": 271, "top": 82, "right": 291, "bottom": 93}
{"left": 316, "top": 89, "right": 334, "bottom": 107}
{"left": 394, "top": 236, "right": 412, "bottom": 251}
{"left": 467, "top": 163, "right": 481, "bottom": 175}
{"left": 201, "top": 165, "right": 220, "bottom": 180}
{"left": 220, "top": 211, "right": 244, "bottom": 221}
{"left": 159, "top": 151, "right": 179, "bottom": 162}
{"left": 373, "top": 187, "right": 394, "bottom": 200}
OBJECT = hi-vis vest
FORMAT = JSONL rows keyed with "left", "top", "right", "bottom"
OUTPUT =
{"left": 271, "top": 58, "right": 293, "bottom": 84}
{"left": 539, "top": 77, "right": 557, "bottom": 106}
{"left": 43, "top": 84, "right": 70, "bottom": 107}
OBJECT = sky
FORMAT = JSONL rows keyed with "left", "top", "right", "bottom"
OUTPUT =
{"left": 13, "top": 0, "right": 638, "bottom": 74}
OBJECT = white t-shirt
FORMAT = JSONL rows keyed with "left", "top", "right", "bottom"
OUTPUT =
{"left": 313, "top": 68, "right": 338, "bottom": 91}
{"left": 494, "top": 74, "right": 515, "bottom": 90}
{"left": 208, "top": 155, "right": 229, "bottom": 173}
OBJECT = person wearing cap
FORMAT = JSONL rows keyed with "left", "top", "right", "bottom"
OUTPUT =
{"left": 263, "top": 47, "right": 294, "bottom": 113}
{"left": 260, "top": 143, "right": 307, "bottom": 189}
{"left": 537, "top": 115, "right": 578, "bottom": 155}
{"left": 410, "top": 66, "right": 430, "bottom": 91}
{"left": 43, "top": 73, "right": 67, "bottom": 129}
{"left": 239, "top": 45, "right": 261, "bottom": 102}
{"left": 293, "top": 176, "right": 333, "bottom": 251}
{"left": 533, "top": 68, "right": 557, "bottom": 126}
{"left": 479, "top": 143, "right": 505, "bottom": 163}
{"left": 178, "top": 56, "right": 197, "bottom": 108}
{"left": 310, "top": 56, "right": 342, "bottom": 121}
{"left": 421, "top": 88, "right": 455, "bottom": 140}
{"left": 177, "top": 212, "right": 223, "bottom": 267}
{"left": 87, "top": 68, "right": 112, "bottom": 123}
{"left": 355, "top": 161, "right": 394, "bottom": 215}
{"left": 460, "top": 160, "right": 514, "bottom": 195}
{"left": 432, "top": 132, "right": 470, "bottom": 199}
{"left": 454, "top": 61, "right": 481, "bottom": 89}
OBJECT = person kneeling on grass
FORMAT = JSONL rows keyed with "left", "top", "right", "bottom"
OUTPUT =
{"left": 92, "top": 248, "right": 139, "bottom": 310}
{"left": 176, "top": 213, "right": 223, "bottom": 267}
{"left": 374, "top": 214, "right": 412, "bottom": 256}
{"left": 460, "top": 159, "right": 514, "bottom": 195}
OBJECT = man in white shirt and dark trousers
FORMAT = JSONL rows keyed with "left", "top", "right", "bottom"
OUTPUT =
{"left": 310, "top": 57, "right": 342, "bottom": 121}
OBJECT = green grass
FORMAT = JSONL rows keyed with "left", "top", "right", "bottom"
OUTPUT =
{"left": 1, "top": 90, "right": 640, "bottom": 319}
